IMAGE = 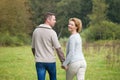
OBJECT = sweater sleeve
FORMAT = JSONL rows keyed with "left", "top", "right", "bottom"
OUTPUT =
{"left": 63, "top": 37, "right": 76, "bottom": 67}
{"left": 31, "top": 31, "right": 35, "bottom": 48}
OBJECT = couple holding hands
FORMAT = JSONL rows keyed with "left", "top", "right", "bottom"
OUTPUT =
{"left": 32, "top": 12, "right": 87, "bottom": 80}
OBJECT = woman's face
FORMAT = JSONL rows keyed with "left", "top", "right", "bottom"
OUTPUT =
{"left": 68, "top": 21, "right": 77, "bottom": 32}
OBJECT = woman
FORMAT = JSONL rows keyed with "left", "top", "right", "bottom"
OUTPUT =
{"left": 62, "top": 18, "right": 87, "bottom": 80}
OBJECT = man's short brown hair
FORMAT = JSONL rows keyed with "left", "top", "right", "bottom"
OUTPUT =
{"left": 44, "top": 12, "right": 55, "bottom": 22}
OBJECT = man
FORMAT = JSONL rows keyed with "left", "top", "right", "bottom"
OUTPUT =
{"left": 31, "top": 12, "right": 65, "bottom": 80}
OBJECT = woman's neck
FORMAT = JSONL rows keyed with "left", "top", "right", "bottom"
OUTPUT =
{"left": 71, "top": 31, "right": 77, "bottom": 35}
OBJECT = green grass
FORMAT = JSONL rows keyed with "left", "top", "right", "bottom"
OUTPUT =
{"left": 83, "top": 44, "right": 120, "bottom": 80}
{"left": 0, "top": 46, "right": 37, "bottom": 80}
{"left": 0, "top": 44, "right": 120, "bottom": 80}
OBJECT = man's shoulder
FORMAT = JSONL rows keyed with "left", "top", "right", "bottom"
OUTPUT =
{"left": 37, "top": 24, "right": 52, "bottom": 29}
{"left": 51, "top": 29, "right": 56, "bottom": 33}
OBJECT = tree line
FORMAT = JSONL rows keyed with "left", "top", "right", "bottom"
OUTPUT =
{"left": 0, "top": 0, "right": 120, "bottom": 46}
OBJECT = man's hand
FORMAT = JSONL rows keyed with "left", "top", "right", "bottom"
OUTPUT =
{"left": 32, "top": 48, "right": 35, "bottom": 56}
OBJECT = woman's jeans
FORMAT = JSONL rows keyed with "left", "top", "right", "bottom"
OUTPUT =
{"left": 36, "top": 62, "right": 56, "bottom": 80}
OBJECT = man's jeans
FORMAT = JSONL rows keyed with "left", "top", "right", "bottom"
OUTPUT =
{"left": 36, "top": 62, "right": 56, "bottom": 80}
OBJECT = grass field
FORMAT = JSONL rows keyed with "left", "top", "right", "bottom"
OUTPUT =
{"left": 0, "top": 41, "right": 120, "bottom": 80}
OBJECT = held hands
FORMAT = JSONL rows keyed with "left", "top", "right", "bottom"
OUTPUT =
{"left": 61, "top": 65, "right": 68, "bottom": 70}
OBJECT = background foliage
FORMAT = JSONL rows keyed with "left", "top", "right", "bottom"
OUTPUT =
{"left": 0, "top": 0, "right": 33, "bottom": 46}
{"left": 0, "top": 0, "right": 120, "bottom": 46}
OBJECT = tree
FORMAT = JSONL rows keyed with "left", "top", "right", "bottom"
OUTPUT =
{"left": 0, "top": 0, "right": 33, "bottom": 46}
{"left": 30, "top": 0, "right": 60, "bottom": 25}
{"left": 88, "top": 0, "right": 108, "bottom": 25}
{"left": 106, "top": 0, "right": 120, "bottom": 23}
{"left": 83, "top": 0, "right": 120, "bottom": 41}
{"left": 30, "top": 0, "right": 92, "bottom": 38}
{"left": 56, "top": 0, "right": 92, "bottom": 38}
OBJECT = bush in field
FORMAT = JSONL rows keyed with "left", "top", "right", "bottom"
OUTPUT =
{"left": 0, "top": 32, "right": 30, "bottom": 46}
{"left": 81, "top": 21, "right": 120, "bottom": 41}
{"left": 82, "top": 0, "right": 120, "bottom": 41}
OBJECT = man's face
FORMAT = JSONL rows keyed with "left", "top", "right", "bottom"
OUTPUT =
{"left": 48, "top": 15, "right": 56, "bottom": 27}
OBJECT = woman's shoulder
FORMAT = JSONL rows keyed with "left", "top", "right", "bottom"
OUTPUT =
{"left": 69, "top": 33, "right": 79, "bottom": 41}
{"left": 70, "top": 33, "right": 80, "bottom": 38}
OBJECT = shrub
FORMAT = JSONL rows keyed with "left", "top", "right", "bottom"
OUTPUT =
{"left": 0, "top": 32, "right": 30, "bottom": 46}
{"left": 81, "top": 21, "right": 120, "bottom": 41}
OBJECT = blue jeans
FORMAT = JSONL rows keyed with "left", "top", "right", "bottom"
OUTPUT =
{"left": 36, "top": 62, "right": 56, "bottom": 80}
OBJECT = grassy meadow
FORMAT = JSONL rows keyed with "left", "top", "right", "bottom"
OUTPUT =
{"left": 0, "top": 40, "right": 120, "bottom": 80}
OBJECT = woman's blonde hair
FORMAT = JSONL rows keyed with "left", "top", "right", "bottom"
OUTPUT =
{"left": 69, "top": 18, "right": 82, "bottom": 32}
